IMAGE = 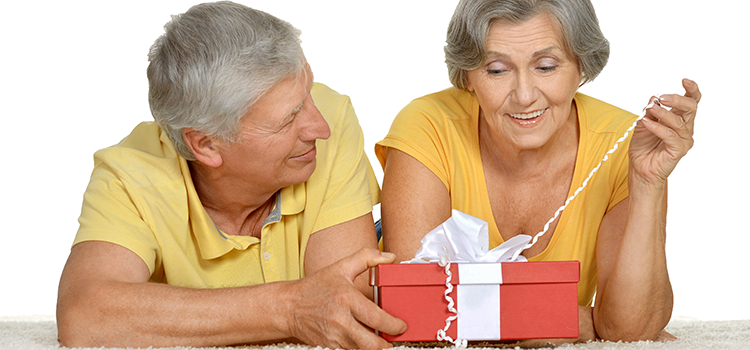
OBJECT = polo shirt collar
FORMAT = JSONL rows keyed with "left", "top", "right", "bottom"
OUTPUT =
{"left": 279, "top": 182, "right": 306, "bottom": 216}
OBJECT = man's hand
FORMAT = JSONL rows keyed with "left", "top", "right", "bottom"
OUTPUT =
{"left": 285, "top": 248, "right": 407, "bottom": 350}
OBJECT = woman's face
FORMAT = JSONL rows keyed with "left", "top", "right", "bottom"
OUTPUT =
{"left": 466, "top": 13, "right": 581, "bottom": 152}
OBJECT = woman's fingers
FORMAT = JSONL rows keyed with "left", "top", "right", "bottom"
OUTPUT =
{"left": 645, "top": 102, "right": 693, "bottom": 142}
{"left": 658, "top": 79, "right": 700, "bottom": 122}
{"left": 682, "top": 78, "right": 701, "bottom": 103}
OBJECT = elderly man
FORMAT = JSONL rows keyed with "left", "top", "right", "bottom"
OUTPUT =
{"left": 56, "top": 2, "right": 405, "bottom": 349}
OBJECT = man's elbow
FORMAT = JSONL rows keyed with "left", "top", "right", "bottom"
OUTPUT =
{"left": 56, "top": 288, "right": 108, "bottom": 348}
{"left": 57, "top": 308, "right": 94, "bottom": 347}
{"left": 57, "top": 322, "right": 94, "bottom": 348}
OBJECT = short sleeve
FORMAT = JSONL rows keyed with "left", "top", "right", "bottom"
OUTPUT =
{"left": 309, "top": 85, "right": 380, "bottom": 233}
{"left": 608, "top": 138, "right": 631, "bottom": 211}
{"left": 375, "top": 98, "right": 453, "bottom": 189}
{"left": 74, "top": 162, "right": 161, "bottom": 274}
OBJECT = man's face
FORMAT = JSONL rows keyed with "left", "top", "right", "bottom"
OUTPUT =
{"left": 213, "top": 62, "right": 331, "bottom": 192}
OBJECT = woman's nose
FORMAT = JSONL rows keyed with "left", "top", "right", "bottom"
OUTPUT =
{"left": 512, "top": 71, "right": 538, "bottom": 107}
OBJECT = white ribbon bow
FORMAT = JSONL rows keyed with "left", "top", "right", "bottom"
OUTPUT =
{"left": 407, "top": 209, "right": 531, "bottom": 264}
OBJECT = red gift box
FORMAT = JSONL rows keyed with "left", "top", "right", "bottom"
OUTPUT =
{"left": 371, "top": 261, "right": 580, "bottom": 342}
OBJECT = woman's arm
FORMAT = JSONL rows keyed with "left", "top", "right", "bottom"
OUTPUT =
{"left": 593, "top": 79, "right": 701, "bottom": 341}
{"left": 594, "top": 195, "right": 672, "bottom": 341}
{"left": 380, "top": 148, "right": 452, "bottom": 262}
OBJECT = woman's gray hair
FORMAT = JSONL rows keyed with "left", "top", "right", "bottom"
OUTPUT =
{"left": 445, "top": 0, "right": 609, "bottom": 90}
{"left": 147, "top": 1, "right": 304, "bottom": 160}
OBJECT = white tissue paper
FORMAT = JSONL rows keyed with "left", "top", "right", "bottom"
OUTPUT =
{"left": 407, "top": 209, "right": 532, "bottom": 264}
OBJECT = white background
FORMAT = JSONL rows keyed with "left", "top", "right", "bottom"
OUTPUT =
{"left": 2, "top": 1, "right": 748, "bottom": 321}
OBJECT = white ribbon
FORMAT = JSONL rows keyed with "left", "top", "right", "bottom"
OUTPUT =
{"left": 457, "top": 284, "right": 500, "bottom": 340}
{"left": 406, "top": 209, "right": 531, "bottom": 264}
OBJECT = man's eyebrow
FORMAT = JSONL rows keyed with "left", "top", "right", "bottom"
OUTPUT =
{"left": 295, "top": 73, "right": 315, "bottom": 114}
{"left": 281, "top": 70, "right": 314, "bottom": 125}
{"left": 296, "top": 70, "right": 315, "bottom": 113}
{"left": 291, "top": 101, "right": 304, "bottom": 115}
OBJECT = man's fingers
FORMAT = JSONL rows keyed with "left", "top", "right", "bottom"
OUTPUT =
{"left": 350, "top": 293, "right": 408, "bottom": 336}
{"left": 339, "top": 248, "right": 397, "bottom": 282}
{"left": 347, "top": 322, "right": 394, "bottom": 350}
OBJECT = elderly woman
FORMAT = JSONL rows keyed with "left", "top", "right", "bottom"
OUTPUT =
{"left": 377, "top": 0, "right": 700, "bottom": 342}
{"left": 57, "top": 2, "right": 404, "bottom": 349}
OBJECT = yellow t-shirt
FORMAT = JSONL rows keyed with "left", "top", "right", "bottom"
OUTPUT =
{"left": 376, "top": 88, "right": 635, "bottom": 306}
{"left": 74, "top": 83, "right": 380, "bottom": 288}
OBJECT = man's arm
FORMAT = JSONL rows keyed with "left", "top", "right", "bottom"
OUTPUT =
{"left": 304, "top": 212, "right": 380, "bottom": 299}
{"left": 57, "top": 240, "right": 405, "bottom": 349}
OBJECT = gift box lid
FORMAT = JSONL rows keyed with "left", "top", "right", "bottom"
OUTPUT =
{"left": 371, "top": 261, "right": 579, "bottom": 286}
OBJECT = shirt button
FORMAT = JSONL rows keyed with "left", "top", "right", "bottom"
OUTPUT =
{"left": 264, "top": 251, "right": 271, "bottom": 261}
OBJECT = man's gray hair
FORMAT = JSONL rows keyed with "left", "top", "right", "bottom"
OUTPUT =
{"left": 445, "top": 0, "right": 609, "bottom": 91}
{"left": 147, "top": 1, "right": 304, "bottom": 160}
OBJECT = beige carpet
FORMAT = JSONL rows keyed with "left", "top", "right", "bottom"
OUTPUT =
{"left": 1, "top": 316, "right": 748, "bottom": 350}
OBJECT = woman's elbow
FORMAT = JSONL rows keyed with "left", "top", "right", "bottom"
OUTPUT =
{"left": 596, "top": 316, "right": 668, "bottom": 342}
{"left": 598, "top": 326, "right": 662, "bottom": 342}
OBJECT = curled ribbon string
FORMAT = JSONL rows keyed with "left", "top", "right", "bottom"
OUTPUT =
{"left": 512, "top": 96, "right": 663, "bottom": 260}
{"left": 435, "top": 252, "right": 468, "bottom": 347}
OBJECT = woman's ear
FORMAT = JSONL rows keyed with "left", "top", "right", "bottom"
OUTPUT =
{"left": 183, "top": 128, "right": 223, "bottom": 168}
{"left": 465, "top": 73, "right": 474, "bottom": 92}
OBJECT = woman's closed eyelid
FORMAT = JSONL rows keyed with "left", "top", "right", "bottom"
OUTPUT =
{"left": 485, "top": 61, "right": 511, "bottom": 74}
{"left": 538, "top": 65, "right": 558, "bottom": 72}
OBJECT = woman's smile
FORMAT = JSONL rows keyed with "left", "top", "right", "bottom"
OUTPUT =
{"left": 506, "top": 108, "right": 548, "bottom": 128}
{"left": 509, "top": 108, "right": 546, "bottom": 120}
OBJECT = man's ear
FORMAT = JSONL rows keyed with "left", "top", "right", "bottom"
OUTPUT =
{"left": 183, "top": 128, "right": 223, "bottom": 168}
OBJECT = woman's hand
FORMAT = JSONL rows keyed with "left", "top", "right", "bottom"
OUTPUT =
{"left": 628, "top": 79, "right": 701, "bottom": 190}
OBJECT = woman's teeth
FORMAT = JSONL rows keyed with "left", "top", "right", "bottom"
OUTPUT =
{"left": 509, "top": 109, "right": 545, "bottom": 120}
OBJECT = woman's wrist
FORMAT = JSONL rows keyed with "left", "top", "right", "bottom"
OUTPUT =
{"left": 627, "top": 171, "right": 667, "bottom": 203}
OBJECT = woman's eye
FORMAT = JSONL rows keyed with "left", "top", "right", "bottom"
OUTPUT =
{"left": 538, "top": 65, "right": 558, "bottom": 73}
{"left": 485, "top": 61, "right": 510, "bottom": 75}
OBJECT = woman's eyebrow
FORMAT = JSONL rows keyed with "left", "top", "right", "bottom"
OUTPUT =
{"left": 532, "top": 46, "right": 561, "bottom": 58}
{"left": 486, "top": 50, "right": 511, "bottom": 60}
{"left": 485, "top": 45, "right": 560, "bottom": 60}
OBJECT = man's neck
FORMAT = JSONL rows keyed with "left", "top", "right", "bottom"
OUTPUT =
{"left": 188, "top": 161, "right": 277, "bottom": 237}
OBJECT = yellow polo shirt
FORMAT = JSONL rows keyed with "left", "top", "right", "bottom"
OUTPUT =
{"left": 74, "top": 83, "right": 380, "bottom": 288}
{"left": 376, "top": 88, "right": 635, "bottom": 306}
